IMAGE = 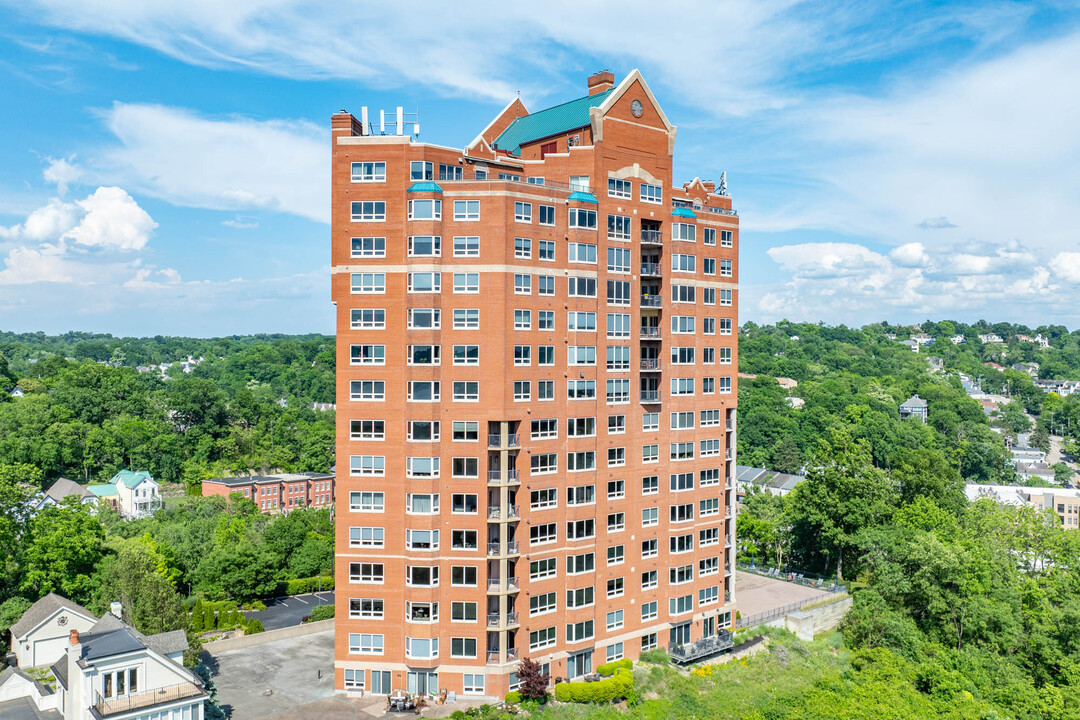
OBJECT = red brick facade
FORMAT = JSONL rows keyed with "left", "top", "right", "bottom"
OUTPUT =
{"left": 331, "top": 70, "right": 739, "bottom": 699}
{"left": 201, "top": 472, "right": 335, "bottom": 514}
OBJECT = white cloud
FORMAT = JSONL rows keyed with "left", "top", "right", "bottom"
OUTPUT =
{"left": 122, "top": 267, "right": 183, "bottom": 289}
{"left": 0, "top": 187, "right": 156, "bottom": 252}
{"left": 917, "top": 217, "right": 956, "bottom": 230}
{"left": 756, "top": 239, "right": 1071, "bottom": 325}
{"left": 42, "top": 155, "right": 83, "bottom": 195}
{"left": 1053, "top": 251, "right": 1080, "bottom": 283}
{"left": 0, "top": 187, "right": 156, "bottom": 286}
{"left": 95, "top": 103, "right": 326, "bottom": 222}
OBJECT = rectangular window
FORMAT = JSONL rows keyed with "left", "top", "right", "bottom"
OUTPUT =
{"left": 608, "top": 414, "right": 626, "bottom": 434}
{"left": 351, "top": 419, "right": 385, "bottom": 441}
{"left": 606, "top": 609, "right": 624, "bottom": 631}
{"left": 567, "top": 345, "right": 596, "bottom": 366}
{"left": 351, "top": 344, "right": 386, "bottom": 365}
{"left": 607, "top": 280, "right": 631, "bottom": 306}
{"left": 567, "top": 417, "right": 596, "bottom": 437}
{"left": 720, "top": 259, "right": 733, "bottom": 277}
{"left": 408, "top": 272, "right": 440, "bottom": 293}
{"left": 453, "top": 344, "right": 478, "bottom": 365}
{"left": 349, "top": 562, "right": 384, "bottom": 584}
{"left": 451, "top": 566, "right": 478, "bottom": 587}
{"left": 538, "top": 310, "right": 555, "bottom": 331}
{"left": 539, "top": 204, "right": 555, "bottom": 226}
{"left": 704, "top": 287, "right": 716, "bottom": 305}
{"left": 607, "top": 214, "right": 631, "bottom": 241}
{"left": 569, "top": 176, "right": 590, "bottom": 191}
{"left": 440, "top": 163, "right": 463, "bottom": 181}
{"left": 671, "top": 285, "right": 696, "bottom": 304}
{"left": 606, "top": 346, "right": 630, "bottom": 370}
{"left": 703, "top": 227, "right": 716, "bottom": 245}
{"left": 515, "top": 202, "right": 532, "bottom": 223}
{"left": 538, "top": 380, "right": 554, "bottom": 400}
{"left": 453, "top": 200, "right": 479, "bottom": 221}
{"left": 349, "top": 491, "right": 384, "bottom": 512}
{"left": 672, "top": 254, "right": 696, "bottom": 273}
{"left": 608, "top": 178, "right": 631, "bottom": 198}
{"left": 568, "top": 243, "right": 597, "bottom": 264}
{"left": 451, "top": 494, "right": 478, "bottom": 514}
{"left": 452, "top": 421, "right": 478, "bottom": 441}
{"left": 351, "top": 161, "right": 386, "bottom": 182}
{"left": 351, "top": 308, "right": 385, "bottom": 329}
{"left": 453, "top": 381, "right": 479, "bottom": 401}
{"left": 514, "top": 309, "right": 531, "bottom": 330}
{"left": 605, "top": 378, "right": 630, "bottom": 404}
{"left": 569, "top": 208, "right": 597, "bottom": 229}
{"left": 530, "top": 626, "right": 557, "bottom": 650}
{"left": 567, "top": 451, "right": 595, "bottom": 472}
{"left": 640, "top": 183, "right": 662, "bottom": 204}
{"left": 566, "top": 587, "right": 594, "bottom": 609}
{"left": 350, "top": 380, "right": 384, "bottom": 401}
{"left": 407, "top": 308, "right": 440, "bottom": 329}
{"left": 607, "top": 247, "right": 631, "bottom": 273}
{"left": 514, "top": 380, "right": 531, "bottom": 401}
{"left": 451, "top": 637, "right": 477, "bottom": 658}
{"left": 671, "top": 316, "right": 696, "bottom": 334}
{"left": 531, "top": 523, "right": 558, "bottom": 546}
{"left": 531, "top": 453, "right": 558, "bottom": 475}
{"left": 720, "top": 318, "right": 733, "bottom": 335}
{"left": 351, "top": 273, "right": 385, "bottom": 294}
{"left": 349, "top": 526, "right": 384, "bottom": 548}
{"left": 406, "top": 457, "right": 439, "bottom": 478}
{"left": 672, "top": 223, "right": 696, "bottom": 242}
{"left": 567, "top": 380, "right": 596, "bottom": 400}
{"left": 451, "top": 601, "right": 477, "bottom": 621}
{"left": 530, "top": 487, "right": 558, "bottom": 509}
{"left": 643, "top": 413, "right": 659, "bottom": 432}
{"left": 407, "top": 235, "right": 440, "bottom": 257}
{"left": 453, "top": 235, "right": 479, "bottom": 256}
{"left": 348, "top": 633, "right": 385, "bottom": 654}
{"left": 721, "top": 229, "right": 734, "bottom": 247}
{"left": 607, "top": 313, "right": 631, "bottom": 338}
{"left": 453, "top": 272, "right": 479, "bottom": 293}
{"left": 453, "top": 308, "right": 479, "bottom": 329}
{"left": 530, "top": 557, "right": 557, "bottom": 581}
{"left": 539, "top": 239, "right": 555, "bottom": 260}
{"left": 350, "top": 455, "right": 385, "bottom": 476}
{"left": 350, "top": 201, "right": 386, "bottom": 222}
{"left": 607, "top": 448, "right": 625, "bottom": 468}
{"left": 349, "top": 598, "right": 384, "bottom": 619}
{"left": 410, "top": 161, "right": 433, "bottom": 180}
{"left": 351, "top": 236, "right": 386, "bottom": 258}
{"left": 568, "top": 277, "right": 597, "bottom": 297}
{"left": 514, "top": 273, "right": 532, "bottom": 295}
{"left": 407, "top": 199, "right": 441, "bottom": 220}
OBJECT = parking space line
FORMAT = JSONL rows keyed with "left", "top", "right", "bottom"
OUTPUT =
{"left": 295, "top": 596, "right": 309, "bottom": 604}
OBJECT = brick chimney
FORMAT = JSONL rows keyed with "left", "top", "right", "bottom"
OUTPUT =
{"left": 69, "top": 628, "right": 79, "bottom": 645}
{"left": 587, "top": 70, "right": 615, "bottom": 96}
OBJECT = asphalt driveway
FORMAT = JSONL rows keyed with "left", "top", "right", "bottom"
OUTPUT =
{"left": 244, "top": 592, "right": 334, "bottom": 631}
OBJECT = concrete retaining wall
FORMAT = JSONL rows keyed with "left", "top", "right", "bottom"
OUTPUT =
{"left": 783, "top": 596, "right": 852, "bottom": 641}
{"left": 203, "top": 619, "right": 333, "bottom": 653}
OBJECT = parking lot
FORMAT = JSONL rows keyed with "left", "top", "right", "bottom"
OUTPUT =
{"left": 244, "top": 592, "right": 334, "bottom": 631}
{"left": 206, "top": 629, "right": 335, "bottom": 720}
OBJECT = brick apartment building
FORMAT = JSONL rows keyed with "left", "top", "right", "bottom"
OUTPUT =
{"left": 331, "top": 69, "right": 739, "bottom": 699}
{"left": 201, "top": 471, "right": 335, "bottom": 513}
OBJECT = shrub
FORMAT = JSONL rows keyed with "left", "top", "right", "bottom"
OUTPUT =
{"left": 190, "top": 599, "right": 205, "bottom": 632}
{"left": 311, "top": 604, "right": 335, "bottom": 621}
{"left": 202, "top": 605, "right": 215, "bottom": 631}
{"left": 638, "top": 649, "right": 670, "bottom": 665}
{"left": 553, "top": 668, "right": 633, "bottom": 703}
{"left": 285, "top": 575, "right": 334, "bottom": 595}
{"left": 516, "top": 657, "right": 550, "bottom": 700}
{"left": 246, "top": 619, "right": 264, "bottom": 634}
{"left": 505, "top": 691, "right": 522, "bottom": 704}
{"left": 597, "top": 658, "right": 632, "bottom": 677}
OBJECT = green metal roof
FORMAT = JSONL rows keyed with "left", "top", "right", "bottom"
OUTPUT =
{"left": 110, "top": 470, "right": 153, "bottom": 489}
{"left": 672, "top": 207, "right": 697, "bottom": 219}
{"left": 492, "top": 89, "right": 613, "bottom": 156}
{"left": 568, "top": 191, "right": 598, "bottom": 204}
{"left": 407, "top": 181, "right": 443, "bottom": 193}
{"left": 88, "top": 484, "right": 119, "bottom": 497}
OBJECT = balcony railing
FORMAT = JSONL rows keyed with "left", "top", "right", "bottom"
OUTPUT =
{"left": 641, "top": 230, "right": 663, "bottom": 245}
{"left": 640, "top": 358, "right": 661, "bottom": 371}
{"left": 669, "top": 631, "right": 734, "bottom": 664}
{"left": 487, "top": 611, "right": 520, "bottom": 628}
{"left": 487, "top": 505, "right": 520, "bottom": 521}
{"left": 488, "top": 434, "right": 521, "bottom": 449}
{"left": 640, "top": 326, "right": 661, "bottom": 339}
{"left": 487, "top": 469, "right": 520, "bottom": 484}
{"left": 641, "top": 262, "right": 662, "bottom": 277}
{"left": 487, "top": 647, "right": 520, "bottom": 664}
{"left": 486, "top": 541, "right": 520, "bottom": 557}
{"left": 640, "top": 390, "right": 661, "bottom": 403}
{"left": 640, "top": 295, "right": 662, "bottom": 308}
{"left": 94, "top": 683, "right": 206, "bottom": 717}
{"left": 726, "top": 449, "right": 735, "bottom": 460}
{"left": 726, "top": 419, "right": 735, "bottom": 430}
{"left": 487, "top": 576, "right": 520, "bottom": 592}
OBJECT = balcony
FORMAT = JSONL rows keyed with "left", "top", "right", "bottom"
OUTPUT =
{"left": 93, "top": 683, "right": 206, "bottom": 717}
{"left": 488, "top": 434, "right": 521, "bottom": 450}
{"left": 640, "top": 326, "right": 661, "bottom": 340}
{"left": 726, "top": 419, "right": 735, "bottom": 431}
{"left": 641, "top": 262, "right": 662, "bottom": 277}
{"left": 641, "top": 230, "right": 663, "bottom": 245}
{"left": 487, "top": 505, "right": 521, "bottom": 521}
{"left": 669, "top": 631, "right": 734, "bottom": 664}
{"left": 487, "top": 541, "right": 520, "bottom": 557}
{"left": 726, "top": 449, "right": 735, "bottom": 460}
{"left": 487, "top": 469, "right": 520, "bottom": 486}
{"left": 487, "top": 611, "right": 520, "bottom": 629}
{"left": 640, "top": 295, "right": 662, "bottom": 308}
{"left": 640, "top": 390, "right": 661, "bottom": 403}
{"left": 639, "top": 358, "right": 661, "bottom": 372}
{"left": 487, "top": 576, "right": 520, "bottom": 593}
{"left": 487, "top": 647, "right": 520, "bottom": 665}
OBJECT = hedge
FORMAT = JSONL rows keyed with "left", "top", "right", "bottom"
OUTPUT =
{"left": 596, "top": 658, "right": 632, "bottom": 677}
{"left": 505, "top": 691, "right": 522, "bottom": 704}
{"left": 285, "top": 576, "right": 334, "bottom": 595}
{"left": 553, "top": 668, "right": 634, "bottom": 703}
{"left": 310, "top": 605, "right": 335, "bottom": 621}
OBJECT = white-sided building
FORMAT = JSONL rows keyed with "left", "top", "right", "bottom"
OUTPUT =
{"left": 27, "top": 479, "right": 98, "bottom": 514}
{"left": 87, "top": 471, "right": 161, "bottom": 519}
{"left": 9, "top": 594, "right": 98, "bottom": 669}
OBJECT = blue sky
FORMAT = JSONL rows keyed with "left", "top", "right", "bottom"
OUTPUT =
{"left": 1, "top": 0, "right": 1079, "bottom": 336}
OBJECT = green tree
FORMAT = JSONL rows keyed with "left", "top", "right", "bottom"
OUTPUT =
{"left": 94, "top": 541, "right": 187, "bottom": 635}
{"left": 20, "top": 502, "right": 105, "bottom": 604}
{"left": 787, "top": 429, "right": 898, "bottom": 579}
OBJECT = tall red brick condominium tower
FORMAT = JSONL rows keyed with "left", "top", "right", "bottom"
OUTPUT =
{"left": 330, "top": 69, "right": 739, "bottom": 700}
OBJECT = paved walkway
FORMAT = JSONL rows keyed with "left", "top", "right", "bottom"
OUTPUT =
{"left": 735, "top": 571, "right": 833, "bottom": 619}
